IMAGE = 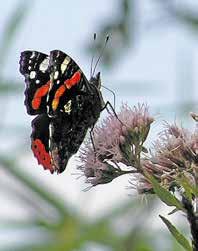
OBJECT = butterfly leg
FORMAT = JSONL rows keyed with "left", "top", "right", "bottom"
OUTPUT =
{"left": 89, "top": 126, "right": 97, "bottom": 159}
{"left": 102, "top": 101, "right": 123, "bottom": 125}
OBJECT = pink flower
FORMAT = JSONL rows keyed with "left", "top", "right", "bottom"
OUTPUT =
{"left": 78, "top": 103, "right": 154, "bottom": 185}
{"left": 137, "top": 123, "right": 198, "bottom": 193}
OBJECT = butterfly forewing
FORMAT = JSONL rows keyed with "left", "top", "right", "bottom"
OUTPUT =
{"left": 47, "top": 50, "right": 91, "bottom": 115}
{"left": 19, "top": 51, "right": 50, "bottom": 115}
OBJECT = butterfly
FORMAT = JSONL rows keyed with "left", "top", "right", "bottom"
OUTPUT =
{"left": 19, "top": 50, "right": 105, "bottom": 173}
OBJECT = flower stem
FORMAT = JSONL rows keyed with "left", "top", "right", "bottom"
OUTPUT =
{"left": 182, "top": 196, "right": 198, "bottom": 251}
{"left": 118, "top": 169, "right": 138, "bottom": 176}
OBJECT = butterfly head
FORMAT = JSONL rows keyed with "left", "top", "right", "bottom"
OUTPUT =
{"left": 89, "top": 72, "right": 101, "bottom": 89}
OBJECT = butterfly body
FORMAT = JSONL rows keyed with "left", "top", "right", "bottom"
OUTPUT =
{"left": 20, "top": 50, "right": 104, "bottom": 173}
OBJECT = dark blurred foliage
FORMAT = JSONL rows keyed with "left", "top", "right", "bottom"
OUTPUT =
{"left": 88, "top": 0, "right": 198, "bottom": 67}
{"left": 86, "top": 0, "right": 133, "bottom": 67}
{"left": 0, "top": 0, "right": 197, "bottom": 250}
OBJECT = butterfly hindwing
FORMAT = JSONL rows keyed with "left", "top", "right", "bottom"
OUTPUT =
{"left": 31, "top": 114, "right": 54, "bottom": 173}
{"left": 50, "top": 92, "right": 102, "bottom": 173}
{"left": 31, "top": 112, "right": 88, "bottom": 173}
{"left": 48, "top": 112, "right": 87, "bottom": 173}
{"left": 19, "top": 51, "right": 50, "bottom": 115}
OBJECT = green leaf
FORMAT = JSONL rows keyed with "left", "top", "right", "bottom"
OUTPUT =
{"left": 145, "top": 172, "right": 184, "bottom": 210}
{"left": 168, "top": 207, "right": 180, "bottom": 215}
{"left": 177, "top": 175, "right": 193, "bottom": 200}
{"left": 192, "top": 185, "right": 198, "bottom": 197}
{"left": 177, "top": 173, "right": 198, "bottom": 201}
{"left": 159, "top": 215, "right": 192, "bottom": 251}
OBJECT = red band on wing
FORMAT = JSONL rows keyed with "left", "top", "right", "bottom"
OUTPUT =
{"left": 64, "top": 71, "right": 81, "bottom": 89}
{"left": 31, "top": 139, "right": 54, "bottom": 173}
{"left": 52, "top": 85, "right": 66, "bottom": 111}
{"left": 32, "top": 81, "right": 51, "bottom": 110}
{"left": 52, "top": 71, "right": 81, "bottom": 111}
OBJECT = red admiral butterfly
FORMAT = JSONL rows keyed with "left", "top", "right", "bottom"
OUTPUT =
{"left": 19, "top": 50, "right": 105, "bottom": 173}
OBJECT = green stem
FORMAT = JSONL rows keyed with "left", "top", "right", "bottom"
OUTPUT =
{"left": 182, "top": 196, "right": 198, "bottom": 251}
{"left": 132, "top": 143, "right": 143, "bottom": 172}
{"left": 118, "top": 169, "right": 138, "bottom": 175}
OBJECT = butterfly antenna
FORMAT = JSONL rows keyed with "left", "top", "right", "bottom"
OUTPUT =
{"left": 90, "top": 33, "right": 97, "bottom": 78}
{"left": 92, "top": 35, "right": 109, "bottom": 76}
{"left": 101, "top": 84, "right": 116, "bottom": 110}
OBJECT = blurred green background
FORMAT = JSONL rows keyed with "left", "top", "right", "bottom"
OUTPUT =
{"left": 0, "top": 0, "right": 197, "bottom": 250}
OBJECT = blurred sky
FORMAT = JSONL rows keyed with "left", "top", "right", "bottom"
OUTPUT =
{"left": 0, "top": 0, "right": 198, "bottom": 247}
{"left": 2, "top": 0, "right": 198, "bottom": 124}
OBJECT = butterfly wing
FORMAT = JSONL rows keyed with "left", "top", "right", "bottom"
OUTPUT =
{"left": 31, "top": 114, "right": 55, "bottom": 173}
{"left": 47, "top": 50, "right": 91, "bottom": 115}
{"left": 31, "top": 113, "right": 89, "bottom": 174}
{"left": 51, "top": 90, "right": 104, "bottom": 173}
{"left": 19, "top": 51, "right": 51, "bottom": 115}
{"left": 20, "top": 50, "right": 103, "bottom": 173}
{"left": 49, "top": 112, "right": 88, "bottom": 173}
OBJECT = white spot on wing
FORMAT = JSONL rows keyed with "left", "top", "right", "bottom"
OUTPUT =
{"left": 39, "top": 57, "right": 49, "bottom": 73}
{"left": 54, "top": 71, "right": 59, "bottom": 80}
{"left": 48, "top": 123, "right": 53, "bottom": 151}
{"left": 36, "top": 80, "right": 40, "bottom": 84}
{"left": 64, "top": 100, "right": 72, "bottom": 114}
{"left": 30, "top": 71, "right": 36, "bottom": 79}
{"left": 61, "top": 56, "right": 70, "bottom": 74}
{"left": 30, "top": 52, "right": 36, "bottom": 59}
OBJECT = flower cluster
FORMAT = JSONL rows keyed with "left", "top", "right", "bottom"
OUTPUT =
{"left": 78, "top": 103, "right": 154, "bottom": 186}
{"left": 78, "top": 108, "right": 198, "bottom": 250}
{"left": 137, "top": 122, "right": 198, "bottom": 193}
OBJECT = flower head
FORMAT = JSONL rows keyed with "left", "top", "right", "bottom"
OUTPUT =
{"left": 137, "top": 123, "right": 198, "bottom": 193}
{"left": 78, "top": 103, "right": 154, "bottom": 186}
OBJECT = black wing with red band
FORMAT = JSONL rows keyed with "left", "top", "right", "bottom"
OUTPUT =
{"left": 19, "top": 51, "right": 50, "bottom": 115}
{"left": 31, "top": 111, "right": 89, "bottom": 173}
{"left": 20, "top": 50, "right": 103, "bottom": 174}
{"left": 47, "top": 50, "right": 90, "bottom": 115}
{"left": 31, "top": 114, "right": 53, "bottom": 172}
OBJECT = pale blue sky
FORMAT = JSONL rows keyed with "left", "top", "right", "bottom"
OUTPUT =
{"left": 2, "top": 0, "right": 198, "bottom": 124}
